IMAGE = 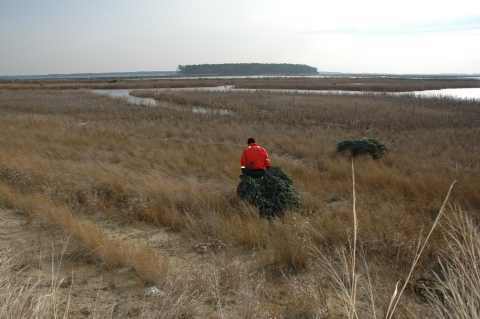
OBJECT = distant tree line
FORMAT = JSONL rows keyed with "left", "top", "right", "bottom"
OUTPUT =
{"left": 176, "top": 63, "right": 318, "bottom": 75}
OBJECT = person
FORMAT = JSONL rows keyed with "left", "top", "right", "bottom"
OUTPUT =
{"left": 240, "top": 138, "right": 271, "bottom": 179}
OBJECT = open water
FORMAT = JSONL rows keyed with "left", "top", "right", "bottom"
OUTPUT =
{"left": 92, "top": 87, "right": 480, "bottom": 109}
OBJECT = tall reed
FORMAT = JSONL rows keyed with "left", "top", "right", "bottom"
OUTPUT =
{"left": 427, "top": 207, "right": 480, "bottom": 319}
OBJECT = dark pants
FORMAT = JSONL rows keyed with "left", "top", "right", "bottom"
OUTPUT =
{"left": 245, "top": 169, "right": 266, "bottom": 179}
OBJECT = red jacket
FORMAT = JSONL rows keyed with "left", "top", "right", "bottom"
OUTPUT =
{"left": 241, "top": 143, "right": 271, "bottom": 170}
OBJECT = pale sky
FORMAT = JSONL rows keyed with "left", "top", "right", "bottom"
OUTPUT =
{"left": 1, "top": 0, "right": 479, "bottom": 76}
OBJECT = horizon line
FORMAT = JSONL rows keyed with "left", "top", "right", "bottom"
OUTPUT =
{"left": 1, "top": 70, "right": 480, "bottom": 80}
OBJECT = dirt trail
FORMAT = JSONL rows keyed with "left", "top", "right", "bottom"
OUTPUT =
{"left": 0, "top": 207, "right": 432, "bottom": 318}
{"left": 0, "top": 206, "right": 212, "bottom": 318}
{"left": 0, "top": 207, "right": 31, "bottom": 251}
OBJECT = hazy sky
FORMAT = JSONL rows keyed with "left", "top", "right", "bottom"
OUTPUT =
{"left": 1, "top": 0, "right": 479, "bottom": 75}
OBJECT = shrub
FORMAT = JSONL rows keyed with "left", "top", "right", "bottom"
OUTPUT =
{"left": 337, "top": 138, "right": 389, "bottom": 160}
{"left": 237, "top": 166, "right": 300, "bottom": 218}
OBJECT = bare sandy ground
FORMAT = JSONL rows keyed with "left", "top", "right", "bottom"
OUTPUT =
{"left": 0, "top": 205, "right": 213, "bottom": 318}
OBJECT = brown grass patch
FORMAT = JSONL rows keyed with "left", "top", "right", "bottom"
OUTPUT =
{"left": 0, "top": 83, "right": 478, "bottom": 317}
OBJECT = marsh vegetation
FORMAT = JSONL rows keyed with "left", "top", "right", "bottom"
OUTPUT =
{"left": 0, "top": 78, "right": 479, "bottom": 318}
{"left": 2, "top": 75, "right": 480, "bottom": 92}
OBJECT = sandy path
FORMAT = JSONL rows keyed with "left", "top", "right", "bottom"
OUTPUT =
{"left": 0, "top": 205, "right": 211, "bottom": 318}
{"left": 0, "top": 207, "right": 29, "bottom": 248}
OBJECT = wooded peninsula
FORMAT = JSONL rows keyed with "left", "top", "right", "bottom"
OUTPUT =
{"left": 176, "top": 63, "right": 318, "bottom": 75}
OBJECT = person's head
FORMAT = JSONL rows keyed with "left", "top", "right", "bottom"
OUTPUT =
{"left": 247, "top": 138, "right": 255, "bottom": 144}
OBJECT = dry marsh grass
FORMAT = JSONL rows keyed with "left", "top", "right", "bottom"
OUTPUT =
{"left": 2, "top": 75, "right": 479, "bottom": 92}
{"left": 0, "top": 84, "right": 479, "bottom": 317}
{"left": 232, "top": 76, "right": 480, "bottom": 92}
{"left": 0, "top": 248, "right": 70, "bottom": 318}
{"left": 427, "top": 207, "right": 480, "bottom": 319}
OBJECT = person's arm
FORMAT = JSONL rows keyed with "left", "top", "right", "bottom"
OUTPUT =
{"left": 241, "top": 150, "right": 247, "bottom": 172}
{"left": 264, "top": 149, "right": 271, "bottom": 168}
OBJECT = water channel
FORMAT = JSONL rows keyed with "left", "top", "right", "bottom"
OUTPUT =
{"left": 92, "top": 86, "right": 480, "bottom": 109}
{"left": 92, "top": 88, "right": 236, "bottom": 115}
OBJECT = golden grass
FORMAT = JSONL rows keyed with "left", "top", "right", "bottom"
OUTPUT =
{"left": 0, "top": 78, "right": 232, "bottom": 90}
{"left": 0, "top": 248, "right": 69, "bottom": 318}
{"left": 2, "top": 75, "right": 479, "bottom": 92}
{"left": 232, "top": 76, "right": 480, "bottom": 92}
{"left": 425, "top": 207, "right": 480, "bottom": 319}
{"left": 0, "top": 85, "right": 478, "bottom": 317}
{"left": 5, "top": 188, "right": 169, "bottom": 284}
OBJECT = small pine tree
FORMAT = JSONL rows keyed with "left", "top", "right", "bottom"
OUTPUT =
{"left": 237, "top": 166, "right": 300, "bottom": 218}
{"left": 337, "top": 138, "right": 389, "bottom": 160}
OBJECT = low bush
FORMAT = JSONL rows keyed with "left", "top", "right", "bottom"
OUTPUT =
{"left": 337, "top": 138, "right": 389, "bottom": 159}
{"left": 237, "top": 166, "right": 300, "bottom": 218}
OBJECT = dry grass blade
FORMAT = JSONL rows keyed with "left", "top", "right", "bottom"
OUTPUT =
{"left": 350, "top": 158, "right": 358, "bottom": 319}
{"left": 427, "top": 207, "right": 480, "bottom": 319}
{"left": 313, "top": 159, "right": 360, "bottom": 318}
{"left": 385, "top": 180, "right": 457, "bottom": 319}
{"left": 358, "top": 253, "right": 378, "bottom": 319}
{"left": 0, "top": 246, "right": 71, "bottom": 318}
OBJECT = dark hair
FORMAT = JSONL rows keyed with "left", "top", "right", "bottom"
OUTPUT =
{"left": 247, "top": 138, "right": 255, "bottom": 144}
